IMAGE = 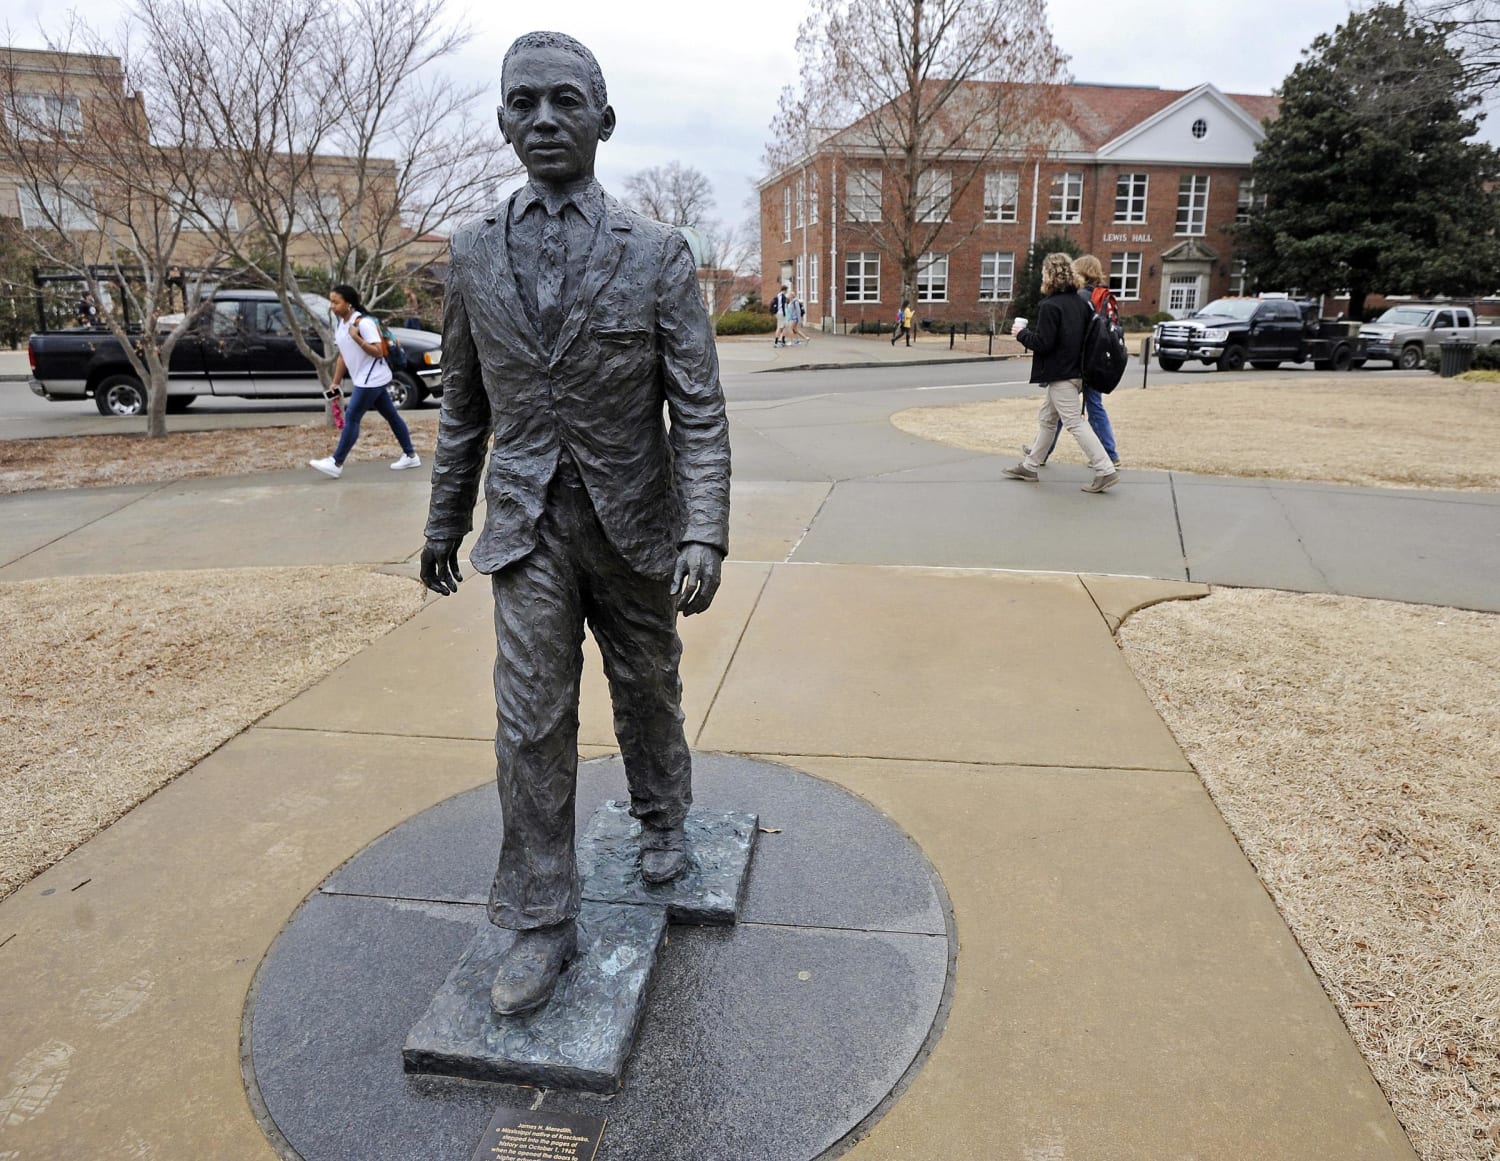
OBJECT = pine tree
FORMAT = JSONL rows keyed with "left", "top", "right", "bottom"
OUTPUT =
{"left": 1239, "top": 3, "right": 1500, "bottom": 320}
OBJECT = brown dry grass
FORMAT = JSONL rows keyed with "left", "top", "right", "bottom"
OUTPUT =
{"left": 1118, "top": 589, "right": 1500, "bottom": 1161}
{"left": 0, "top": 415, "right": 439, "bottom": 495}
{"left": 0, "top": 566, "right": 428, "bottom": 899}
{"left": 892, "top": 377, "right": 1500, "bottom": 490}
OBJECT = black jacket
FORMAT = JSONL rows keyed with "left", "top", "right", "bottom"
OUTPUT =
{"left": 1019, "top": 289, "right": 1090, "bottom": 384}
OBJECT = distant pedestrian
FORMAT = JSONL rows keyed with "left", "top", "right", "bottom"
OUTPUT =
{"left": 1027, "top": 255, "right": 1122, "bottom": 468}
{"left": 788, "top": 293, "right": 807, "bottom": 344}
{"left": 402, "top": 285, "right": 421, "bottom": 329}
{"left": 309, "top": 284, "right": 421, "bottom": 479}
{"left": 771, "top": 284, "right": 791, "bottom": 347}
{"left": 75, "top": 292, "right": 98, "bottom": 327}
{"left": 891, "top": 301, "right": 911, "bottom": 346}
{"left": 1004, "top": 253, "right": 1118, "bottom": 493}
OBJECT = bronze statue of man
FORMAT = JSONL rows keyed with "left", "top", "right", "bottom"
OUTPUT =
{"left": 419, "top": 31, "right": 730, "bottom": 1017}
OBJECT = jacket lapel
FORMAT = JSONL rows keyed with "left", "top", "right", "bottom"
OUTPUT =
{"left": 550, "top": 198, "right": 631, "bottom": 368}
{"left": 478, "top": 196, "right": 546, "bottom": 362}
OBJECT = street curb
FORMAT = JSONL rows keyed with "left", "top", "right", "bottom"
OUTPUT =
{"left": 753, "top": 354, "right": 1019, "bottom": 374}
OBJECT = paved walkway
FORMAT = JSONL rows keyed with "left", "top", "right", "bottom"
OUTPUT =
{"left": 7, "top": 374, "right": 1488, "bottom": 1158}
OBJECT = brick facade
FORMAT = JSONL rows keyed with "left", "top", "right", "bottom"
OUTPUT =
{"left": 761, "top": 83, "right": 1278, "bottom": 330}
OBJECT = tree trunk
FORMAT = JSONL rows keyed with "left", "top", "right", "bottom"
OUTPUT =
{"left": 147, "top": 364, "right": 169, "bottom": 439}
{"left": 1347, "top": 280, "right": 1369, "bottom": 322}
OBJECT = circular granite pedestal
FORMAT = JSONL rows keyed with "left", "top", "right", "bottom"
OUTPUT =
{"left": 244, "top": 754, "right": 954, "bottom": 1161}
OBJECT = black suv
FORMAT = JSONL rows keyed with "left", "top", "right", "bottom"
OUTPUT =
{"left": 1153, "top": 297, "right": 1355, "bottom": 373}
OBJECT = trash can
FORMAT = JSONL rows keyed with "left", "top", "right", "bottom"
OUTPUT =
{"left": 1439, "top": 339, "right": 1477, "bottom": 377}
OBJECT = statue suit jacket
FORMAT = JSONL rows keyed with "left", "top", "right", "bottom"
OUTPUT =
{"left": 424, "top": 190, "right": 731, "bottom": 582}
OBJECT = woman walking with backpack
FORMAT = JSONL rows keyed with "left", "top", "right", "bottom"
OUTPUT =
{"left": 1004, "top": 253, "right": 1119, "bottom": 493}
{"left": 1026, "top": 254, "right": 1121, "bottom": 468}
{"left": 309, "top": 284, "right": 421, "bottom": 479}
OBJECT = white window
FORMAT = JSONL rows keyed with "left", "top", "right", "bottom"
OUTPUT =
{"left": 1176, "top": 175, "right": 1210, "bottom": 236}
{"left": 1229, "top": 258, "right": 1249, "bottom": 296}
{"left": 916, "top": 169, "right": 951, "bottom": 223}
{"left": 794, "top": 174, "right": 805, "bottom": 229}
{"left": 978, "top": 252, "right": 1014, "bottom": 301}
{"left": 794, "top": 254, "right": 805, "bottom": 298}
{"left": 845, "top": 168, "right": 882, "bottom": 222}
{"left": 174, "top": 194, "right": 240, "bottom": 232}
{"left": 1236, "top": 177, "right": 1256, "bottom": 224}
{"left": 1167, "top": 274, "right": 1201, "bottom": 314}
{"left": 916, "top": 252, "right": 948, "bottom": 302}
{"left": 845, "top": 251, "right": 880, "bottom": 302}
{"left": 809, "top": 252, "right": 819, "bottom": 303}
{"left": 1114, "top": 173, "right": 1148, "bottom": 224}
{"left": 18, "top": 183, "right": 96, "bottom": 231}
{"left": 809, "top": 170, "right": 820, "bottom": 225}
{"left": 6, "top": 93, "right": 84, "bottom": 139}
{"left": 782, "top": 186, "right": 792, "bottom": 240}
{"left": 984, "top": 171, "right": 1019, "bottom": 223}
{"left": 292, "top": 191, "right": 341, "bottom": 233}
{"left": 1110, "top": 252, "right": 1142, "bottom": 301}
{"left": 1049, "top": 172, "right": 1082, "bottom": 223}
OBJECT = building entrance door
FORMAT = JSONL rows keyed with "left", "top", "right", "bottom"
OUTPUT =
{"left": 1167, "top": 275, "right": 1203, "bottom": 316}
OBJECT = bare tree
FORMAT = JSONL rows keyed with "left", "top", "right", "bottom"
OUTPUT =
{"left": 622, "top": 161, "right": 716, "bottom": 227}
{"left": 693, "top": 217, "right": 760, "bottom": 318}
{"left": 136, "top": 0, "right": 519, "bottom": 397}
{"left": 1415, "top": 0, "right": 1500, "bottom": 95}
{"left": 768, "top": 0, "right": 1066, "bottom": 305}
{"left": 1, "top": 34, "right": 236, "bottom": 436}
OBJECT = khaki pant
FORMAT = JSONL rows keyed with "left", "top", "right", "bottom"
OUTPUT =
{"left": 1021, "top": 379, "right": 1114, "bottom": 474}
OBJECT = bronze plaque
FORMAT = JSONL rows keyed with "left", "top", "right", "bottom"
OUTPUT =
{"left": 471, "top": 1106, "right": 606, "bottom": 1161}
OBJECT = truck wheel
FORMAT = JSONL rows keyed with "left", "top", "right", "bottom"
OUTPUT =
{"left": 1217, "top": 345, "right": 1247, "bottom": 372}
{"left": 94, "top": 374, "right": 147, "bottom": 417}
{"left": 1250, "top": 361, "right": 1280, "bottom": 370}
{"left": 1398, "top": 344, "right": 1423, "bottom": 370}
{"left": 1156, "top": 356, "right": 1184, "bottom": 372}
{"left": 165, "top": 396, "right": 196, "bottom": 412}
{"left": 1330, "top": 344, "right": 1354, "bottom": 372}
{"left": 388, "top": 372, "right": 424, "bottom": 411}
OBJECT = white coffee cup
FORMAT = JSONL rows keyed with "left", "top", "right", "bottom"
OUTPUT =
{"left": 1010, "top": 317, "right": 1027, "bottom": 334}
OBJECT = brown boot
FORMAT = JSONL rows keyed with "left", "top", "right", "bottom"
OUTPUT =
{"left": 640, "top": 824, "right": 688, "bottom": 884}
{"left": 489, "top": 919, "right": 578, "bottom": 1016}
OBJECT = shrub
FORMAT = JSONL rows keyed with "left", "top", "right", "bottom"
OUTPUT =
{"left": 854, "top": 320, "right": 894, "bottom": 334}
{"left": 1150, "top": 311, "right": 1174, "bottom": 324}
{"left": 1121, "top": 313, "right": 1157, "bottom": 331}
{"left": 1422, "top": 342, "right": 1500, "bottom": 373}
{"left": 716, "top": 310, "right": 777, "bottom": 336}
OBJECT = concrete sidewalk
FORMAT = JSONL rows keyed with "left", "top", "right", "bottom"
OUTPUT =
{"left": 0, "top": 453, "right": 1435, "bottom": 1158}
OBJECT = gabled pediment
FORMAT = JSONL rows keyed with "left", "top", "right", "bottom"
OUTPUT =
{"left": 1099, "top": 84, "right": 1266, "bottom": 165}
{"left": 1160, "top": 238, "right": 1219, "bottom": 262}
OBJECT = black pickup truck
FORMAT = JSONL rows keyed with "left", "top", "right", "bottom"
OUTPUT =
{"left": 1152, "top": 297, "right": 1357, "bottom": 372}
{"left": 27, "top": 288, "right": 443, "bottom": 415}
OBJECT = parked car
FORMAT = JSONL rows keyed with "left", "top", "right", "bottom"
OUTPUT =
{"left": 1354, "top": 305, "right": 1500, "bottom": 370}
{"left": 1152, "top": 297, "right": 1357, "bottom": 372}
{"left": 27, "top": 288, "right": 443, "bottom": 416}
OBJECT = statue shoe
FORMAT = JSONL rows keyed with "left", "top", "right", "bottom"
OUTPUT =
{"left": 640, "top": 824, "right": 688, "bottom": 885}
{"left": 490, "top": 920, "right": 578, "bottom": 1017}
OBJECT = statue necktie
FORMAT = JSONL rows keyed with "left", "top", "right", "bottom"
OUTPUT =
{"left": 538, "top": 208, "right": 566, "bottom": 346}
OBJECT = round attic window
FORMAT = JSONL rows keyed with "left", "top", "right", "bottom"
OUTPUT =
{"left": 1191, "top": 118, "right": 1208, "bottom": 139}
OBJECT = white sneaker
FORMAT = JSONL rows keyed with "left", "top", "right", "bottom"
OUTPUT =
{"left": 390, "top": 453, "right": 421, "bottom": 471}
{"left": 309, "top": 457, "right": 342, "bottom": 478}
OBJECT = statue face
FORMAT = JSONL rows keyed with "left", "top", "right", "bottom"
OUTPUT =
{"left": 499, "top": 45, "right": 616, "bottom": 185}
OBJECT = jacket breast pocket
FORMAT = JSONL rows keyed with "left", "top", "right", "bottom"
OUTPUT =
{"left": 592, "top": 326, "right": 651, "bottom": 346}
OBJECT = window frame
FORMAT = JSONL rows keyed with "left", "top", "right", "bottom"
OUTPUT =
{"left": 1176, "top": 174, "right": 1210, "bottom": 236}
{"left": 844, "top": 250, "right": 880, "bottom": 302}
{"left": 18, "top": 182, "right": 97, "bottom": 231}
{"left": 844, "top": 168, "right": 882, "bottom": 222}
{"left": 1109, "top": 252, "right": 1142, "bottom": 301}
{"left": 1048, "top": 171, "right": 1083, "bottom": 224}
{"left": 915, "top": 252, "right": 948, "bottom": 303}
{"left": 916, "top": 169, "right": 952, "bottom": 223}
{"left": 1114, "top": 173, "right": 1148, "bottom": 224}
{"left": 983, "top": 171, "right": 1019, "bottom": 223}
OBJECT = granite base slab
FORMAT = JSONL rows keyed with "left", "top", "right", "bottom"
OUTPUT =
{"left": 403, "top": 901, "right": 667, "bottom": 1092}
{"left": 579, "top": 801, "right": 758, "bottom": 924}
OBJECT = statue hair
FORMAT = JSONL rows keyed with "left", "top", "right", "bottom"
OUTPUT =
{"left": 503, "top": 31, "right": 608, "bottom": 108}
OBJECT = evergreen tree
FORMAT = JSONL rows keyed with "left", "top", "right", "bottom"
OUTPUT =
{"left": 1011, "top": 233, "right": 1083, "bottom": 323}
{"left": 1239, "top": 4, "right": 1500, "bottom": 320}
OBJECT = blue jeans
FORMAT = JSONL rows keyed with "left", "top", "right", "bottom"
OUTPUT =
{"left": 1041, "top": 386, "right": 1117, "bottom": 462}
{"left": 333, "top": 384, "right": 414, "bottom": 465}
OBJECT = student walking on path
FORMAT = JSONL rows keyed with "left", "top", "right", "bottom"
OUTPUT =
{"left": 1027, "top": 254, "right": 1122, "bottom": 468}
{"left": 309, "top": 284, "right": 421, "bottom": 479}
{"left": 890, "top": 301, "right": 911, "bottom": 346}
{"left": 1004, "top": 253, "right": 1119, "bottom": 493}
{"left": 771, "top": 284, "right": 791, "bottom": 347}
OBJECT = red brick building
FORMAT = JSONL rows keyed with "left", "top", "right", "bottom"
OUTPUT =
{"left": 759, "top": 82, "right": 1280, "bottom": 329}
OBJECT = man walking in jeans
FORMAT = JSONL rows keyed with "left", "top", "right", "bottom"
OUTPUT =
{"left": 309, "top": 283, "right": 421, "bottom": 478}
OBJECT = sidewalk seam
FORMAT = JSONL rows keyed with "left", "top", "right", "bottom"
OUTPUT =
{"left": 1168, "top": 471, "right": 1192, "bottom": 582}
{"left": 0, "top": 479, "right": 175, "bottom": 570}
{"left": 690, "top": 565, "right": 776, "bottom": 750}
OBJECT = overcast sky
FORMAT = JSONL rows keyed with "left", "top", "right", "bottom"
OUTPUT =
{"left": 12, "top": 0, "right": 1479, "bottom": 229}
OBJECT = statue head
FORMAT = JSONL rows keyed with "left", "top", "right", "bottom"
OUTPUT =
{"left": 499, "top": 32, "right": 616, "bottom": 187}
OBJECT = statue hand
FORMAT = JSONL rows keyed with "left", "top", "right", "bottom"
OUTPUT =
{"left": 671, "top": 543, "right": 724, "bottom": 616}
{"left": 420, "top": 538, "right": 464, "bottom": 596}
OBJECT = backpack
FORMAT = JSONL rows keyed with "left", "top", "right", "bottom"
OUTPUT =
{"left": 1079, "top": 286, "right": 1128, "bottom": 393}
{"left": 350, "top": 312, "right": 409, "bottom": 376}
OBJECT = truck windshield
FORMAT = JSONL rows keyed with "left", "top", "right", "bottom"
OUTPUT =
{"left": 1192, "top": 299, "right": 1261, "bottom": 321}
{"left": 1374, "top": 308, "right": 1435, "bottom": 326}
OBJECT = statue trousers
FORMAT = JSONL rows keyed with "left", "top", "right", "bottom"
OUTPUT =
{"left": 487, "top": 457, "right": 693, "bottom": 931}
